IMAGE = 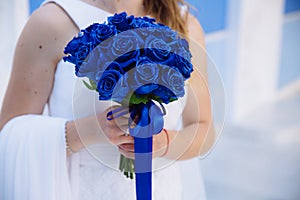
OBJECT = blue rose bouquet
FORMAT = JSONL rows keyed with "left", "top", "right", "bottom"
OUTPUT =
{"left": 64, "top": 12, "right": 193, "bottom": 200}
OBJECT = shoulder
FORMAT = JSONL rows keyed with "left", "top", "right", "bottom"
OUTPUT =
{"left": 30, "top": 3, "right": 70, "bottom": 27}
{"left": 184, "top": 13, "right": 207, "bottom": 80}
{"left": 24, "top": 3, "right": 76, "bottom": 39}
{"left": 186, "top": 13, "right": 205, "bottom": 48}
{"left": 18, "top": 3, "right": 78, "bottom": 63}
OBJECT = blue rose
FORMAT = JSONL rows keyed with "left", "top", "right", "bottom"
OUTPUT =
{"left": 64, "top": 33, "right": 91, "bottom": 66}
{"left": 173, "top": 50, "right": 193, "bottom": 79}
{"left": 97, "top": 69, "right": 122, "bottom": 100}
{"left": 160, "top": 66, "right": 185, "bottom": 98}
{"left": 76, "top": 46, "right": 109, "bottom": 81}
{"left": 135, "top": 84, "right": 159, "bottom": 95}
{"left": 94, "top": 61, "right": 125, "bottom": 82}
{"left": 65, "top": 42, "right": 93, "bottom": 75}
{"left": 110, "top": 31, "right": 142, "bottom": 58}
{"left": 108, "top": 31, "right": 143, "bottom": 71}
{"left": 63, "top": 54, "right": 76, "bottom": 66}
{"left": 134, "top": 57, "right": 159, "bottom": 85}
{"left": 152, "top": 85, "right": 177, "bottom": 104}
{"left": 105, "top": 61, "right": 125, "bottom": 74}
{"left": 132, "top": 17, "right": 156, "bottom": 28}
{"left": 133, "top": 58, "right": 159, "bottom": 95}
{"left": 145, "top": 35, "right": 174, "bottom": 64}
{"left": 150, "top": 26, "right": 176, "bottom": 41}
{"left": 159, "top": 27, "right": 177, "bottom": 42}
{"left": 64, "top": 36, "right": 82, "bottom": 55}
{"left": 131, "top": 16, "right": 157, "bottom": 41}
{"left": 142, "top": 16, "right": 156, "bottom": 24}
{"left": 92, "top": 45, "right": 112, "bottom": 64}
{"left": 86, "top": 23, "right": 117, "bottom": 45}
{"left": 75, "top": 42, "right": 93, "bottom": 62}
{"left": 133, "top": 23, "right": 157, "bottom": 38}
{"left": 108, "top": 12, "right": 134, "bottom": 32}
{"left": 76, "top": 61, "right": 97, "bottom": 81}
{"left": 176, "top": 38, "right": 190, "bottom": 52}
{"left": 111, "top": 73, "right": 130, "bottom": 103}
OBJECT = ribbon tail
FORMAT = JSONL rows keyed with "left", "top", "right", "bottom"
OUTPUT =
{"left": 134, "top": 136, "right": 152, "bottom": 200}
{"left": 129, "top": 101, "right": 165, "bottom": 200}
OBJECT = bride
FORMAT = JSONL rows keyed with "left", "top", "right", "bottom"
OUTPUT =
{"left": 0, "top": 0, "right": 214, "bottom": 199}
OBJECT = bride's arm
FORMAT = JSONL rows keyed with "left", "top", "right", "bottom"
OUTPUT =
{"left": 0, "top": 3, "right": 132, "bottom": 154}
{"left": 0, "top": 3, "right": 76, "bottom": 130}
{"left": 0, "top": 3, "right": 133, "bottom": 153}
{"left": 165, "top": 14, "right": 215, "bottom": 160}
{"left": 164, "top": 14, "right": 215, "bottom": 160}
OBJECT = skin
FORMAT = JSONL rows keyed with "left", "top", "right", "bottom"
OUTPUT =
{"left": 0, "top": 0, "right": 214, "bottom": 160}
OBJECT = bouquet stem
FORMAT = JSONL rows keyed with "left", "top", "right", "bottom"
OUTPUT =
{"left": 119, "top": 154, "right": 135, "bottom": 179}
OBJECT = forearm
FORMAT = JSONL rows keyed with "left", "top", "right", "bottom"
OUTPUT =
{"left": 65, "top": 116, "right": 110, "bottom": 153}
{"left": 164, "top": 122, "right": 215, "bottom": 160}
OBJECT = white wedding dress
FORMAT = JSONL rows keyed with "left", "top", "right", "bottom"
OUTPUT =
{"left": 0, "top": 0, "right": 206, "bottom": 199}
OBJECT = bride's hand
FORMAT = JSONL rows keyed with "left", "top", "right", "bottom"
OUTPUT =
{"left": 153, "top": 130, "right": 169, "bottom": 158}
{"left": 67, "top": 105, "right": 168, "bottom": 157}
{"left": 118, "top": 129, "right": 169, "bottom": 159}
{"left": 66, "top": 106, "right": 133, "bottom": 152}
{"left": 97, "top": 106, "right": 134, "bottom": 146}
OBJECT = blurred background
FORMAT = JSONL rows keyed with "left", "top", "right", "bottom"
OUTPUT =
{"left": 0, "top": 0, "right": 299, "bottom": 199}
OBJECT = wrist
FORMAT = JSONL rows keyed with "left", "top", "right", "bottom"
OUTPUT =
{"left": 153, "top": 128, "right": 170, "bottom": 158}
{"left": 65, "top": 120, "right": 82, "bottom": 153}
{"left": 160, "top": 129, "right": 169, "bottom": 157}
{"left": 65, "top": 121, "right": 74, "bottom": 154}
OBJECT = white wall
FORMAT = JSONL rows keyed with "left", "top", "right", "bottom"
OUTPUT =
{"left": 205, "top": 0, "right": 290, "bottom": 124}
{"left": 233, "top": 0, "right": 284, "bottom": 122}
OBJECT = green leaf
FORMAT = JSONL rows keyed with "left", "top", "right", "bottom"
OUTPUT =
{"left": 82, "top": 79, "right": 97, "bottom": 91}
{"left": 169, "top": 97, "right": 178, "bottom": 103}
{"left": 83, "top": 80, "right": 94, "bottom": 90}
{"left": 119, "top": 155, "right": 135, "bottom": 179}
{"left": 89, "top": 79, "right": 97, "bottom": 90}
{"left": 129, "top": 93, "right": 149, "bottom": 105}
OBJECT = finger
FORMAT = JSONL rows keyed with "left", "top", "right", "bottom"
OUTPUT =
{"left": 118, "top": 125, "right": 130, "bottom": 134}
{"left": 114, "top": 116, "right": 130, "bottom": 129}
{"left": 118, "top": 135, "right": 134, "bottom": 145}
{"left": 114, "top": 107, "right": 129, "bottom": 117}
{"left": 105, "top": 105, "right": 122, "bottom": 120}
{"left": 120, "top": 112, "right": 131, "bottom": 119}
{"left": 119, "top": 144, "right": 134, "bottom": 152}
{"left": 128, "top": 114, "right": 140, "bottom": 129}
{"left": 109, "top": 106, "right": 129, "bottom": 119}
{"left": 119, "top": 147, "right": 135, "bottom": 159}
{"left": 110, "top": 127, "right": 127, "bottom": 137}
{"left": 110, "top": 135, "right": 134, "bottom": 145}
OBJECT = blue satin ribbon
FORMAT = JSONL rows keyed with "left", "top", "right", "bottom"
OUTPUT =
{"left": 130, "top": 101, "right": 164, "bottom": 200}
{"left": 107, "top": 101, "right": 164, "bottom": 200}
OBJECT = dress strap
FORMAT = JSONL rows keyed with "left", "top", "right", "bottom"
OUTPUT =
{"left": 180, "top": 4, "right": 189, "bottom": 17}
{"left": 41, "top": 0, "right": 112, "bottom": 30}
